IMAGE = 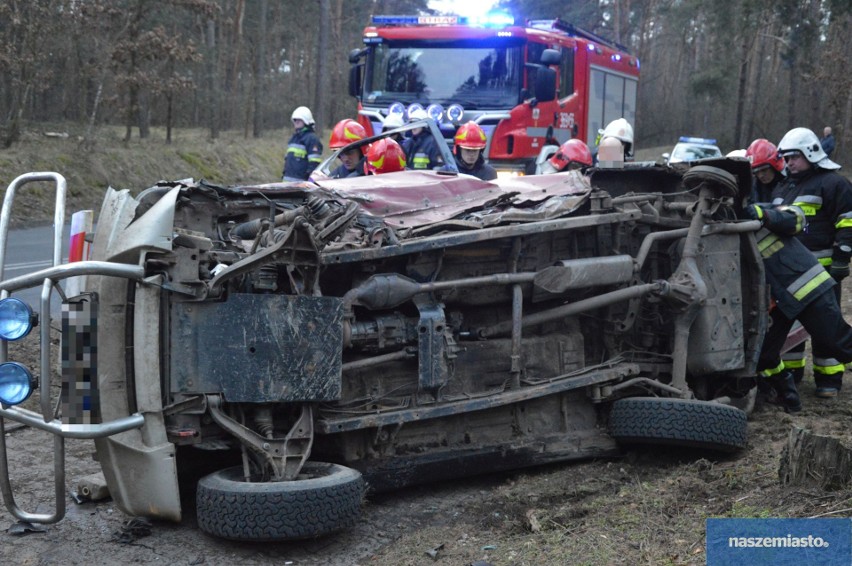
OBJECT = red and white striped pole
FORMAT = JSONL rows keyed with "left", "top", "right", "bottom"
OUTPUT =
{"left": 66, "top": 210, "right": 93, "bottom": 297}
{"left": 68, "top": 210, "right": 93, "bottom": 263}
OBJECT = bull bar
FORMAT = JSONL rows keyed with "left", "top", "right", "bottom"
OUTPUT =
{"left": 0, "top": 172, "right": 145, "bottom": 524}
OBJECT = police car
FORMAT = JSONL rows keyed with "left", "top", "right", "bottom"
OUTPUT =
{"left": 663, "top": 136, "right": 722, "bottom": 164}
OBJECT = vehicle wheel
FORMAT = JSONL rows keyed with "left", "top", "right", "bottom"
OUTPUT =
{"left": 681, "top": 165, "right": 739, "bottom": 197}
{"left": 608, "top": 397, "right": 747, "bottom": 452}
{"left": 196, "top": 462, "right": 364, "bottom": 541}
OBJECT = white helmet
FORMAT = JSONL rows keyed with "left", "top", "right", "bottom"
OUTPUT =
{"left": 383, "top": 114, "right": 405, "bottom": 131}
{"left": 291, "top": 106, "right": 315, "bottom": 126}
{"left": 599, "top": 118, "right": 634, "bottom": 158}
{"left": 599, "top": 118, "right": 634, "bottom": 145}
{"left": 778, "top": 127, "right": 839, "bottom": 170}
{"left": 407, "top": 107, "right": 428, "bottom": 122}
{"left": 726, "top": 149, "right": 747, "bottom": 158}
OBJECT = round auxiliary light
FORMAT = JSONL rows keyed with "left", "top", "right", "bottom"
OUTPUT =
{"left": 446, "top": 104, "right": 465, "bottom": 122}
{"left": 388, "top": 102, "right": 406, "bottom": 119}
{"left": 426, "top": 104, "right": 444, "bottom": 121}
{"left": 0, "top": 362, "right": 35, "bottom": 406}
{"left": 0, "top": 297, "right": 35, "bottom": 341}
{"left": 406, "top": 103, "right": 424, "bottom": 120}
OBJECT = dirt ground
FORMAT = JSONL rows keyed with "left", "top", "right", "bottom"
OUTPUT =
{"left": 1, "top": 282, "right": 852, "bottom": 566}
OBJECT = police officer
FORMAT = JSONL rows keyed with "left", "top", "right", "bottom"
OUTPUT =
{"left": 773, "top": 127, "right": 852, "bottom": 398}
{"left": 405, "top": 108, "right": 443, "bottom": 170}
{"left": 452, "top": 121, "right": 497, "bottom": 181}
{"left": 328, "top": 119, "right": 367, "bottom": 179}
{"left": 282, "top": 106, "right": 323, "bottom": 181}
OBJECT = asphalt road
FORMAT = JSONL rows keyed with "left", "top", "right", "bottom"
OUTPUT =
{"left": 1, "top": 223, "right": 71, "bottom": 317}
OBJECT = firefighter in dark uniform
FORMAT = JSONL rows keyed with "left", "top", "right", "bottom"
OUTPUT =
{"left": 328, "top": 119, "right": 367, "bottom": 179}
{"left": 772, "top": 127, "right": 852, "bottom": 398}
{"left": 405, "top": 108, "right": 443, "bottom": 171}
{"left": 452, "top": 121, "right": 497, "bottom": 181}
{"left": 282, "top": 106, "right": 323, "bottom": 181}
{"left": 744, "top": 200, "right": 852, "bottom": 412}
{"left": 746, "top": 139, "right": 808, "bottom": 385}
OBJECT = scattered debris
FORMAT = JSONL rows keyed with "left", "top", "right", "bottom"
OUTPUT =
{"left": 7, "top": 521, "right": 47, "bottom": 536}
{"left": 75, "top": 471, "right": 111, "bottom": 502}
{"left": 424, "top": 543, "right": 444, "bottom": 559}
{"left": 525, "top": 509, "right": 542, "bottom": 533}
{"left": 111, "top": 517, "right": 153, "bottom": 544}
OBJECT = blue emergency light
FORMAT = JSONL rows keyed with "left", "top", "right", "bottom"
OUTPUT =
{"left": 679, "top": 136, "right": 717, "bottom": 145}
{"left": 372, "top": 13, "right": 514, "bottom": 27}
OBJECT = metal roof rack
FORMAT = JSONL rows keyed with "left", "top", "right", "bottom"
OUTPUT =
{"left": 526, "top": 18, "right": 629, "bottom": 53}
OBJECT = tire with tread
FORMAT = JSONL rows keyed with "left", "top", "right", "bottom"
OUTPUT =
{"left": 609, "top": 397, "right": 747, "bottom": 452}
{"left": 196, "top": 461, "right": 364, "bottom": 541}
{"left": 681, "top": 165, "right": 739, "bottom": 197}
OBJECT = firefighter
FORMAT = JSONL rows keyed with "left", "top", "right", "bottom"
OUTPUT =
{"left": 405, "top": 108, "right": 443, "bottom": 170}
{"left": 772, "top": 127, "right": 852, "bottom": 398}
{"left": 596, "top": 118, "right": 634, "bottom": 162}
{"left": 328, "top": 119, "right": 367, "bottom": 179}
{"left": 545, "top": 139, "right": 593, "bottom": 174}
{"left": 364, "top": 138, "right": 407, "bottom": 175}
{"left": 382, "top": 114, "right": 409, "bottom": 152}
{"left": 745, "top": 139, "right": 805, "bottom": 385}
{"left": 453, "top": 121, "right": 497, "bottom": 181}
{"left": 282, "top": 106, "right": 323, "bottom": 181}
{"left": 745, "top": 139, "right": 852, "bottom": 410}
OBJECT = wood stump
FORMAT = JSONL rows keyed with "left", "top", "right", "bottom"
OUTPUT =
{"left": 779, "top": 426, "right": 852, "bottom": 489}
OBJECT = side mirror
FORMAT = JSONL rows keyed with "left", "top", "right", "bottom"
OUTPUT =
{"left": 540, "top": 48, "right": 561, "bottom": 66}
{"left": 348, "top": 65, "right": 362, "bottom": 99}
{"left": 534, "top": 67, "right": 557, "bottom": 102}
{"left": 348, "top": 48, "right": 364, "bottom": 64}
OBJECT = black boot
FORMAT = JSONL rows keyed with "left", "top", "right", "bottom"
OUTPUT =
{"left": 769, "top": 371, "right": 802, "bottom": 413}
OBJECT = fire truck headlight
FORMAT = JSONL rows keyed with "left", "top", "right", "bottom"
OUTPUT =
{"left": 426, "top": 104, "right": 444, "bottom": 121}
{"left": 406, "top": 103, "right": 424, "bottom": 121}
{"left": 388, "top": 102, "right": 405, "bottom": 119}
{"left": 0, "top": 298, "right": 36, "bottom": 341}
{"left": 447, "top": 104, "right": 464, "bottom": 123}
{"left": 0, "top": 362, "right": 36, "bottom": 406}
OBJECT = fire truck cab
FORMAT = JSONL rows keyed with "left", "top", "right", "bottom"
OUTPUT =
{"left": 348, "top": 14, "right": 639, "bottom": 176}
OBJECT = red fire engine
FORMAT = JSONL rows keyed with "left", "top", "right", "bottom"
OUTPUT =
{"left": 348, "top": 14, "right": 639, "bottom": 175}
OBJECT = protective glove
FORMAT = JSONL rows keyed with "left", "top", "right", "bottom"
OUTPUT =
{"left": 744, "top": 204, "right": 764, "bottom": 223}
{"left": 830, "top": 261, "right": 850, "bottom": 282}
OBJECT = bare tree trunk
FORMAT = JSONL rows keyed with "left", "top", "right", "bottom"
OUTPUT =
{"left": 207, "top": 18, "right": 220, "bottom": 139}
{"left": 313, "top": 0, "right": 330, "bottom": 132}
{"left": 166, "top": 92, "right": 173, "bottom": 144}
{"left": 138, "top": 88, "right": 150, "bottom": 139}
{"left": 124, "top": 80, "right": 137, "bottom": 142}
{"left": 253, "top": 0, "right": 268, "bottom": 138}
{"left": 733, "top": 34, "right": 749, "bottom": 149}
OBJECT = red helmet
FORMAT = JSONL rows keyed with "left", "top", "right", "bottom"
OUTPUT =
{"left": 329, "top": 119, "right": 367, "bottom": 151}
{"left": 454, "top": 121, "right": 487, "bottom": 150}
{"left": 549, "top": 139, "right": 593, "bottom": 171}
{"left": 365, "top": 138, "right": 407, "bottom": 174}
{"left": 746, "top": 138, "right": 784, "bottom": 173}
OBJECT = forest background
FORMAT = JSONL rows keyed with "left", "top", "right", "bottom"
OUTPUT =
{"left": 0, "top": 0, "right": 849, "bottom": 163}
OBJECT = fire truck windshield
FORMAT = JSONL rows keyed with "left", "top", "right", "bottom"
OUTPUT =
{"left": 364, "top": 42, "right": 523, "bottom": 109}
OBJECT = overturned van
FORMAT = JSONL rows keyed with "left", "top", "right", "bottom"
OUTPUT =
{"left": 0, "top": 134, "right": 765, "bottom": 541}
